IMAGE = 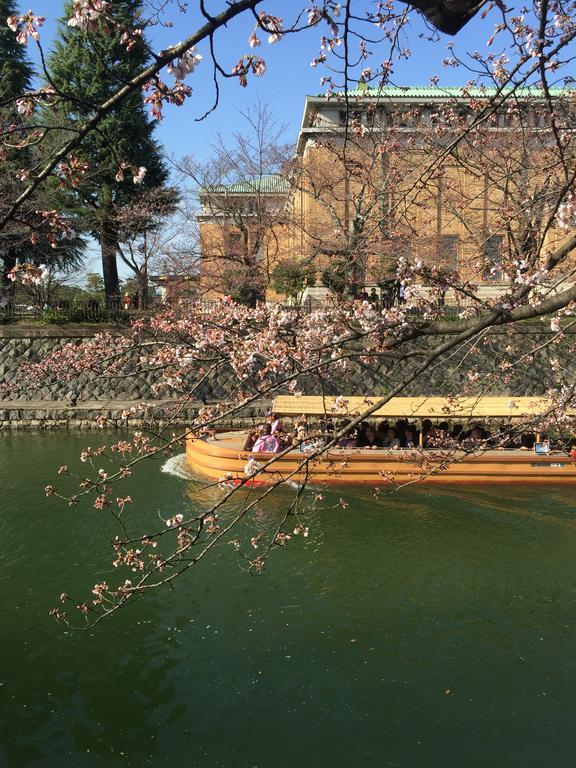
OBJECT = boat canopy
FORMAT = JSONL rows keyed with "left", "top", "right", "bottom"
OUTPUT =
{"left": 272, "top": 395, "right": 570, "bottom": 419}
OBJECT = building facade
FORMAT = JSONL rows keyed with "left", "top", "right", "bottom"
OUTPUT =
{"left": 199, "top": 87, "right": 573, "bottom": 304}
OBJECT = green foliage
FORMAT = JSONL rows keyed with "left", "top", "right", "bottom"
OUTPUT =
{"left": 0, "top": 0, "right": 33, "bottom": 101}
{"left": 38, "top": 305, "right": 131, "bottom": 325}
{"left": 40, "top": 308, "right": 69, "bottom": 325}
{"left": 48, "top": 0, "right": 168, "bottom": 229}
{"left": 46, "top": 1, "right": 168, "bottom": 301}
{"left": 271, "top": 261, "right": 315, "bottom": 299}
{"left": 85, "top": 272, "right": 105, "bottom": 299}
{"left": 0, "top": 2, "right": 85, "bottom": 285}
{"left": 121, "top": 276, "right": 156, "bottom": 301}
{"left": 230, "top": 283, "right": 265, "bottom": 308}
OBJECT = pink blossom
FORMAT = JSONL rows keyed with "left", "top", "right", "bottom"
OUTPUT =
{"left": 67, "top": 0, "right": 110, "bottom": 32}
{"left": 132, "top": 166, "right": 147, "bottom": 185}
{"left": 7, "top": 11, "right": 45, "bottom": 44}
{"left": 166, "top": 46, "right": 202, "bottom": 81}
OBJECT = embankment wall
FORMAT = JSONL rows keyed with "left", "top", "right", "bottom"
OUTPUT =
{"left": 0, "top": 323, "right": 573, "bottom": 429}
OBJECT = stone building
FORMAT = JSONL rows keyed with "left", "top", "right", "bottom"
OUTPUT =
{"left": 197, "top": 173, "right": 291, "bottom": 301}
{"left": 199, "top": 87, "right": 572, "bottom": 304}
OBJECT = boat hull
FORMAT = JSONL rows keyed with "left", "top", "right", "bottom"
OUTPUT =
{"left": 186, "top": 432, "right": 576, "bottom": 485}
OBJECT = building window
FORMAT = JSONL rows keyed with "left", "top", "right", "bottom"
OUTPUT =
{"left": 338, "top": 109, "right": 365, "bottom": 127}
{"left": 482, "top": 235, "right": 504, "bottom": 280}
{"left": 439, "top": 234, "right": 459, "bottom": 269}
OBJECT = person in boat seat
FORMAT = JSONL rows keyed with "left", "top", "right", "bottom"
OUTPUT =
{"left": 356, "top": 424, "right": 382, "bottom": 449}
{"left": 450, "top": 424, "right": 464, "bottom": 442}
{"left": 522, "top": 431, "right": 549, "bottom": 451}
{"left": 519, "top": 432, "right": 536, "bottom": 451}
{"left": 437, "top": 421, "right": 450, "bottom": 440}
{"left": 266, "top": 412, "right": 283, "bottom": 435}
{"left": 382, "top": 427, "right": 401, "bottom": 449}
{"left": 354, "top": 421, "right": 368, "bottom": 445}
{"left": 335, "top": 419, "right": 356, "bottom": 448}
{"left": 295, "top": 423, "right": 307, "bottom": 441}
{"left": 403, "top": 427, "right": 417, "bottom": 448}
{"left": 243, "top": 427, "right": 260, "bottom": 451}
{"left": 496, "top": 421, "right": 517, "bottom": 449}
{"left": 252, "top": 424, "right": 281, "bottom": 453}
{"left": 461, "top": 424, "right": 489, "bottom": 447}
{"left": 426, "top": 420, "right": 451, "bottom": 447}
{"left": 396, "top": 418, "right": 409, "bottom": 434}
{"left": 376, "top": 421, "right": 390, "bottom": 443}
{"left": 293, "top": 415, "right": 308, "bottom": 435}
{"left": 319, "top": 418, "right": 335, "bottom": 436}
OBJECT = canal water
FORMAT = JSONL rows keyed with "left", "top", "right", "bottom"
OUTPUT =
{"left": 1, "top": 432, "right": 576, "bottom": 768}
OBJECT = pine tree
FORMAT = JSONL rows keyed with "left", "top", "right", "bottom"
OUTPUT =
{"left": 0, "top": 0, "right": 33, "bottom": 102}
{"left": 0, "top": 0, "right": 35, "bottom": 290}
{"left": 48, "top": 0, "right": 168, "bottom": 305}
{"left": 0, "top": 0, "right": 84, "bottom": 297}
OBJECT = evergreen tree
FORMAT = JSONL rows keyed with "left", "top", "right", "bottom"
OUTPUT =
{"left": 47, "top": 0, "right": 168, "bottom": 305}
{"left": 0, "top": 0, "right": 33, "bottom": 102}
{"left": 0, "top": 0, "right": 34, "bottom": 290}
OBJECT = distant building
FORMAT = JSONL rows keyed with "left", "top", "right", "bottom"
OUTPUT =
{"left": 197, "top": 174, "right": 290, "bottom": 301}
{"left": 150, "top": 273, "right": 198, "bottom": 305}
{"left": 199, "top": 87, "right": 573, "bottom": 305}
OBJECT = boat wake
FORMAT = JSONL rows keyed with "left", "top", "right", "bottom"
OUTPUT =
{"left": 161, "top": 453, "right": 193, "bottom": 480}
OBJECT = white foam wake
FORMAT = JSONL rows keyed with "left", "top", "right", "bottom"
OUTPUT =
{"left": 160, "top": 453, "right": 193, "bottom": 480}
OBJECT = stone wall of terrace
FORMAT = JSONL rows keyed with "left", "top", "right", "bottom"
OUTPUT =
{"left": 0, "top": 323, "right": 573, "bottom": 428}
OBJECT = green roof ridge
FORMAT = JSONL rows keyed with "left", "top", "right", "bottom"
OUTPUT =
{"left": 199, "top": 173, "right": 289, "bottom": 195}
{"left": 312, "top": 85, "right": 570, "bottom": 98}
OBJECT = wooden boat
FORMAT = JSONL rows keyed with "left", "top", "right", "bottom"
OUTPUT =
{"left": 186, "top": 396, "right": 576, "bottom": 485}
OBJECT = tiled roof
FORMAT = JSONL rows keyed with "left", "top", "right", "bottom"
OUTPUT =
{"left": 312, "top": 85, "right": 568, "bottom": 99}
{"left": 199, "top": 173, "right": 290, "bottom": 195}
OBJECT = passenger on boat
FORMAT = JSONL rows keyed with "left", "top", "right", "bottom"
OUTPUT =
{"left": 403, "top": 427, "right": 417, "bottom": 448}
{"left": 376, "top": 421, "right": 389, "bottom": 443}
{"left": 497, "top": 422, "right": 517, "bottom": 448}
{"left": 356, "top": 424, "right": 382, "bottom": 449}
{"left": 461, "top": 425, "right": 485, "bottom": 446}
{"left": 396, "top": 419, "right": 409, "bottom": 433}
{"left": 520, "top": 432, "right": 536, "bottom": 450}
{"left": 438, "top": 421, "right": 450, "bottom": 440}
{"left": 421, "top": 419, "right": 433, "bottom": 447}
{"left": 336, "top": 419, "right": 356, "bottom": 447}
{"left": 266, "top": 412, "right": 283, "bottom": 434}
{"left": 242, "top": 427, "right": 259, "bottom": 451}
{"left": 251, "top": 424, "right": 281, "bottom": 453}
{"left": 382, "top": 427, "right": 401, "bottom": 449}
{"left": 450, "top": 424, "right": 464, "bottom": 442}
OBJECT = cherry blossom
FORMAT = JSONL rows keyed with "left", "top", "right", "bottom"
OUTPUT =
{"left": 231, "top": 56, "right": 266, "bottom": 87}
{"left": 6, "top": 11, "right": 45, "bottom": 45}
{"left": 67, "top": 0, "right": 110, "bottom": 32}
{"left": 166, "top": 46, "right": 202, "bottom": 81}
{"left": 132, "top": 166, "right": 147, "bottom": 185}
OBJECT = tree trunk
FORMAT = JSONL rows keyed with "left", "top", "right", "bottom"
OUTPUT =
{"left": 100, "top": 218, "right": 120, "bottom": 308}
{"left": 138, "top": 266, "right": 148, "bottom": 310}
{"left": 1, "top": 247, "right": 16, "bottom": 287}
{"left": 1, "top": 247, "right": 17, "bottom": 310}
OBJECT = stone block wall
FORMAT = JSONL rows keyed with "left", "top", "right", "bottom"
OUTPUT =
{"left": 0, "top": 323, "right": 574, "bottom": 429}
{"left": 0, "top": 329, "right": 158, "bottom": 402}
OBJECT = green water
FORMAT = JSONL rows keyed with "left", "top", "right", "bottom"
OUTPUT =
{"left": 1, "top": 432, "right": 576, "bottom": 767}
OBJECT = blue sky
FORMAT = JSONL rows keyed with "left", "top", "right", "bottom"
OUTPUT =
{"left": 25, "top": 0, "right": 508, "bottom": 162}
{"left": 17, "top": 1, "right": 559, "bottom": 281}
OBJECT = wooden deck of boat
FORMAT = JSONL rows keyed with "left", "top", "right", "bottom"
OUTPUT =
{"left": 186, "top": 431, "right": 576, "bottom": 485}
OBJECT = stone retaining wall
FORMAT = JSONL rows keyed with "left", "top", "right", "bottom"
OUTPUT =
{"left": 1, "top": 323, "right": 574, "bottom": 428}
